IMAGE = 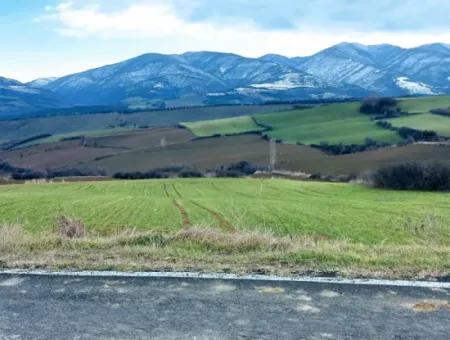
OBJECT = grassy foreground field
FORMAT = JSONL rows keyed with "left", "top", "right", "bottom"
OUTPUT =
{"left": 1, "top": 178, "right": 449, "bottom": 278}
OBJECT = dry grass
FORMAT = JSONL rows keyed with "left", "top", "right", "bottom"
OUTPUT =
{"left": 173, "top": 228, "right": 294, "bottom": 252}
{"left": 0, "top": 223, "right": 30, "bottom": 250}
{"left": 55, "top": 214, "right": 86, "bottom": 239}
{"left": 0, "top": 224, "right": 449, "bottom": 280}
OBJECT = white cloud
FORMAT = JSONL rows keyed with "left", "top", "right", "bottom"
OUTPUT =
{"left": 41, "top": 1, "right": 450, "bottom": 58}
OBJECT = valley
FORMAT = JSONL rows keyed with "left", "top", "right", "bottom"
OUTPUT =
{"left": 3, "top": 4, "right": 450, "bottom": 339}
{"left": 1, "top": 95, "right": 450, "bottom": 178}
{"left": 0, "top": 45, "right": 449, "bottom": 280}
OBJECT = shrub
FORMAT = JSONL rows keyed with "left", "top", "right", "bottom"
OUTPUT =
{"left": 215, "top": 161, "right": 262, "bottom": 177}
{"left": 312, "top": 138, "right": 388, "bottom": 155}
{"left": 47, "top": 168, "right": 106, "bottom": 178}
{"left": 114, "top": 162, "right": 263, "bottom": 180}
{"left": 113, "top": 170, "right": 168, "bottom": 180}
{"left": 113, "top": 165, "right": 203, "bottom": 180}
{"left": 0, "top": 161, "right": 17, "bottom": 173}
{"left": 375, "top": 121, "right": 439, "bottom": 143}
{"left": 0, "top": 161, "right": 44, "bottom": 179}
{"left": 431, "top": 108, "right": 450, "bottom": 117}
{"left": 56, "top": 214, "right": 86, "bottom": 239}
{"left": 396, "top": 127, "right": 438, "bottom": 141}
{"left": 11, "top": 168, "right": 106, "bottom": 180}
{"left": 360, "top": 97, "right": 398, "bottom": 115}
{"left": 367, "top": 163, "right": 450, "bottom": 191}
{"left": 11, "top": 169, "right": 47, "bottom": 180}
{"left": 376, "top": 120, "right": 392, "bottom": 129}
{"left": 179, "top": 169, "right": 204, "bottom": 178}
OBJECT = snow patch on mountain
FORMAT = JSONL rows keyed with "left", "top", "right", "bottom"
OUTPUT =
{"left": 311, "top": 92, "right": 348, "bottom": 99}
{"left": 153, "top": 82, "right": 165, "bottom": 89}
{"left": 8, "top": 85, "right": 41, "bottom": 94}
{"left": 249, "top": 73, "right": 317, "bottom": 90}
{"left": 207, "top": 92, "right": 227, "bottom": 96}
{"left": 395, "top": 77, "right": 436, "bottom": 95}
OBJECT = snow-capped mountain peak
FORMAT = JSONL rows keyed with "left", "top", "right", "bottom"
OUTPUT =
{"left": 27, "top": 77, "right": 59, "bottom": 88}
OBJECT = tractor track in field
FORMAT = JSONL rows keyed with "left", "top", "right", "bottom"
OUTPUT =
{"left": 171, "top": 184, "right": 183, "bottom": 199}
{"left": 190, "top": 201, "right": 236, "bottom": 232}
{"left": 171, "top": 184, "right": 235, "bottom": 232}
{"left": 163, "top": 184, "right": 191, "bottom": 228}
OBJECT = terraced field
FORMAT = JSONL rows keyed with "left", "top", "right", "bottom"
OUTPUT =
{"left": 1, "top": 128, "right": 194, "bottom": 170}
{"left": 83, "top": 127, "right": 194, "bottom": 149}
{"left": 388, "top": 113, "right": 450, "bottom": 137}
{"left": 3, "top": 96, "right": 450, "bottom": 177}
{"left": 1, "top": 178, "right": 450, "bottom": 247}
{"left": 19, "top": 127, "right": 141, "bottom": 148}
{"left": 0, "top": 104, "right": 294, "bottom": 146}
{"left": 181, "top": 116, "right": 265, "bottom": 137}
{"left": 254, "top": 102, "right": 402, "bottom": 145}
{"left": 4, "top": 132, "right": 450, "bottom": 176}
{"left": 1, "top": 139, "right": 120, "bottom": 170}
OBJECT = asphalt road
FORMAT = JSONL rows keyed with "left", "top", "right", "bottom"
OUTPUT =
{"left": 0, "top": 274, "right": 449, "bottom": 340}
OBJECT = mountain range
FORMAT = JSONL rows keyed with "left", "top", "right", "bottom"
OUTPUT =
{"left": 2, "top": 42, "right": 449, "bottom": 116}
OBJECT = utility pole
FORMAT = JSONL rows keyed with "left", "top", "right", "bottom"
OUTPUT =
{"left": 269, "top": 139, "right": 276, "bottom": 172}
{"left": 160, "top": 137, "right": 167, "bottom": 149}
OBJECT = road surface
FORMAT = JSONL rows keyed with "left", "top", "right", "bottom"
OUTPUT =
{"left": 0, "top": 273, "right": 449, "bottom": 339}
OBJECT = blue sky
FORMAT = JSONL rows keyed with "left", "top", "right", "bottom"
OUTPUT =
{"left": 1, "top": 0, "right": 449, "bottom": 82}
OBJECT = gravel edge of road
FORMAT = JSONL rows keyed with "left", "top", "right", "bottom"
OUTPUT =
{"left": 1, "top": 269, "right": 449, "bottom": 288}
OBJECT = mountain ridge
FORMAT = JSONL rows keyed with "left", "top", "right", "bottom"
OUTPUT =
{"left": 1, "top": 42, "right": 449, "bottom": 116}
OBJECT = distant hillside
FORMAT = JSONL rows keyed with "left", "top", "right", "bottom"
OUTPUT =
{"left": 0, "top": 77, "right": 58, "bottom": 117}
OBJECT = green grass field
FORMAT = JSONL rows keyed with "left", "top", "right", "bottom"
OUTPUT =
{"left": 398, "top": 95, "right": 450, "bottom": 113}
{"left": 1, "top": 178, "right": 449, "bottom": 246}
{"left": 182, "top": 97, "right": 450, "bottom": 145}
{"left": 388, "top": 113, "right": 450, "bottom": 137}
{"left": 253, "top": 102, "right": 402, "bottom": 145}
{"left": 1, "top": 178, "right": 449, "bottom": 277}
{"left": 181, "top": 116, "right": 265, "bottom": 137}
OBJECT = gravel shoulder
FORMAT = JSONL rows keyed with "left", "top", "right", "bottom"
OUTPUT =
{"left": 1, "top": 273, "right": 449, "bottom": 339}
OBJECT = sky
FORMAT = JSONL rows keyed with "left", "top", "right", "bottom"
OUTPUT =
{"left": 1, "top": 0, "right": 449, "bottom": 82}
